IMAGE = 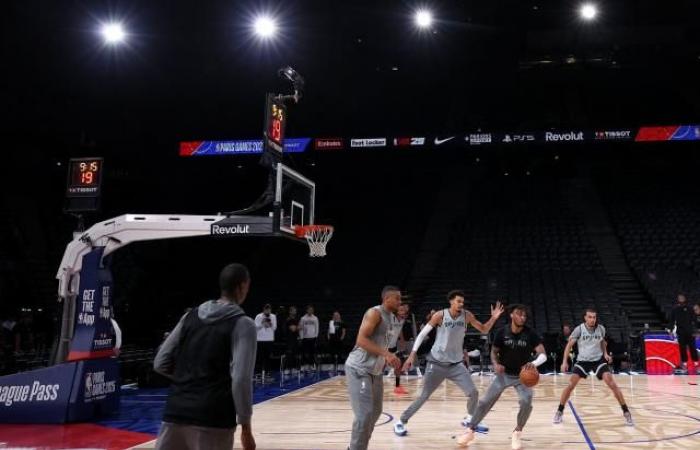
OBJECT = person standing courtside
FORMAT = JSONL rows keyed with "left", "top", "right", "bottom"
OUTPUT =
{"left": 345, "top": 286, "right": 402, "bottom": 450}
{"left": 254, "top": 303, "right": 277, "bottom": 377}
{"left": 285, "top": 306, "right": 301, "bottom": 372}
{"left": 153, "top": 263, "right": 256, "bottom": 450}
{"left": 671, "top": 294, "right": 699, "bottom": 372}
{"left": 300, "top": 305, "right": 319, "bottom": 372}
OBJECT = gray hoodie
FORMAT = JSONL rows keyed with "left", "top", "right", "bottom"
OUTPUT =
{"left": 154, "top": 300, "right": 257, "bottom": 425}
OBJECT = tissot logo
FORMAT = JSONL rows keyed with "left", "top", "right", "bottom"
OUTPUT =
{"left": 433, "top": 136, "right": 455, "bottom": 145}
{"left": 594, "top": 130, "right": 632, "bottom": 140}
{"left": 545, "top": 131, "right": 584, "bottom": 142}
{"left": 350, "top": 138, "right": 387, "bottom": 148}
{"left": 211, "top": 224, "right": 250, "bottom": 235}
{"left": 466, "top": 133, "right": 492, "bottom": 145}
{"left": 314, "top": 138, "right": 344, "bottom": 150}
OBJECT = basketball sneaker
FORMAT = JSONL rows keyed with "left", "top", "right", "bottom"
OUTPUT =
{"left": 461, "top": 415, "right": 489, "bottom": 432}
{"left": 456, "top": 429, "right": 475, "bottom": 447}
{"left": 393, "top": 421, "right": 407, "bottom": 436}
{"left": 393, "top": 385, "right": 408, "bottom": 395}
{"left": 511, "top": 431, "right": 523, "bottom": 450}
{"left": 624, "top": 411, "right": 634, "bottom": 426}
{"left": 552, "top": 410, "right": 563, "bottom": 424}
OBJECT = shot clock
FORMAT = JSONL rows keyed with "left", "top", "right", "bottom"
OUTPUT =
{"left": 65, "top": 157, "right": 104, "bottom": 212}
{"left": 264, "top": 94, "right": 286, "bottom": 154}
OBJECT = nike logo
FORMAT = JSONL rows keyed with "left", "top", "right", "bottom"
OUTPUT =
{"left": 434, "top": 136, "right": 455, "bottom": 145}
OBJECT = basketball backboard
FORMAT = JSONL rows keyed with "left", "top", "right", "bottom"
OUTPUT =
{"left": 275, "top": 163, "right": 316, "bottom": 236}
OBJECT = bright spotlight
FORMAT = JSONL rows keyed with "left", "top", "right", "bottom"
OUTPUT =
{"left": 254, "top": 16, "right": 277, "bottom": 38}
{"left": 580, "top": 4, "right": 598, "bottom": 21}
{"left": 415, "top": 10, "right": 433, "bottom": 28}
{"left": 101, "top": 23, "right": 125, "bottom": 44}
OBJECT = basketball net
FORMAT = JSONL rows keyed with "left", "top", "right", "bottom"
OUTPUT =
{"left": 295, "top": 225, "right": 334, "bottom": 257}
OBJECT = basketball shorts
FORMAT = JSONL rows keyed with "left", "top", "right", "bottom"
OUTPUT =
{"left": 573, "top": 358, "right": 610, "bottom": 380}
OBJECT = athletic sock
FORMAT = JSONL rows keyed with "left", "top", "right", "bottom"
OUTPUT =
{"left": 395, "top": 376, "right": 401, "bottom": 387}
{"left": 621, "top": 404, "right": 629, "bottom": 413}
{"left": 557, "top": 404, "right": 565, "bottom": 413}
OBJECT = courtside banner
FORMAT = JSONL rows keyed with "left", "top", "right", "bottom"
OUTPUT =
{"left": 636, "top": 125, "right": 700, "bottom": 142}
{"left": 67, "top": 248, "right": 117, "bottom": 361}
{"left": 0, "top": 362, "right": 78, "bottom": 423}
{"left": 0, "top": 358, "right": 120, "bottom": 423}
{"left": 644, "top": 334, "right": 700, "bottom": 375}
{"left": 67, "top": 358, "right": 120, "bottom": 422}
{"left": 180, "top": 138, "right": 311, "bottom": 156}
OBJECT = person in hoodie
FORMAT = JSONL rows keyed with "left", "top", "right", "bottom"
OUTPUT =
{"left": 153, "top": 263, "right": 257, "bottom": 450}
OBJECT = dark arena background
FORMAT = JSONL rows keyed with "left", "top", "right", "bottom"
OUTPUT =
{"left": 1, "top": 1, "right": 700, "bottom": 449}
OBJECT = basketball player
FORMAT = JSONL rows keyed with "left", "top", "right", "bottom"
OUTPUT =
{"left": 458, "top": 304, "right": 546, "bottom": 450}
{"left": 154, "top": 263, "right": 256, "bottom": 450}
{"left": 389, "top": 303, "right": 409, "bottom": 394}
{"left": 553, "top": 308, "right": 633, "bottom": 426}
{"left": 393, "top": 291, "right": 504, "bottom": 436}
{"left": 345, "top": 286, "right": 403, "bottom": 450}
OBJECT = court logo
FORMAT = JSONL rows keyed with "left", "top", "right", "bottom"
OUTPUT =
{"left": 350, "top": 138, "right": 387, "bottom": 148}
{"left": 545, "top": 131, "right": 584, "bottom": 142}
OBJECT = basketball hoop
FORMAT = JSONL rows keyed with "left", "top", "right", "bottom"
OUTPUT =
{"left": 295, "top": 225, "right": 334, "bottom": 257}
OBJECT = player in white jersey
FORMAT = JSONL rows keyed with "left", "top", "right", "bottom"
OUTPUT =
{"left": 393, "top": 290, "right": 504, "bottom": 436}
{"left": 553, "top": 308, "right": 633, "bottom": 426}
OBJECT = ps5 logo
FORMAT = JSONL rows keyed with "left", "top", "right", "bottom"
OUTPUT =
{"left": 514, "top": 134, "right": 535, "bottom": 142}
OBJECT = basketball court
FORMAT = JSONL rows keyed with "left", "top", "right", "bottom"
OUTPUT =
{"left": 123, "top": 373, "right": 699, "bottom": 450}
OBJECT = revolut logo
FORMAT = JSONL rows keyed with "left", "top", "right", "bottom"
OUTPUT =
{"left": 84, "top": 371, "right": 116, "bottom": 401}
{"left": 545, "top": 131, "right": 585, "bottom": 142}
{"left": 0, "top": 382, "right": 60, "bottom": 407}
{"left": 211, "top": 224, "right": 250, "bottom": 235}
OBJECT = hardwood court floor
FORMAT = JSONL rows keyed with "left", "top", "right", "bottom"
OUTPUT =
{"left": 132, "top": 373, "right": 700, "bottom": 449}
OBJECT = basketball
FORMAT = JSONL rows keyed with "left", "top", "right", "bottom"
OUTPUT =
{"left": 519, "top": 366, "right": 540, "bottom": 387}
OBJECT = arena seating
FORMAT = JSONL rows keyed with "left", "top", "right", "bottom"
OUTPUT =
{"left": 604, "top": 173, "right": 700, "bottom": 325}
{"left": 407, "top": 173, "right": 627, "bottom": 341}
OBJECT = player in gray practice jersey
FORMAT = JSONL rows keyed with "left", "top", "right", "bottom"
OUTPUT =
{"left": 393, "top": 290, "right": 504, "bottom": 436}
{"left": 553, "top": 308, "right": 633, "bottom": 426}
